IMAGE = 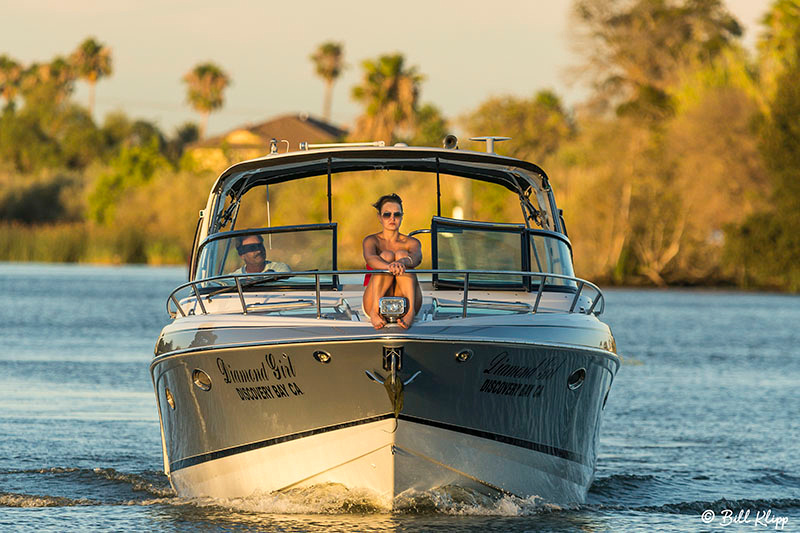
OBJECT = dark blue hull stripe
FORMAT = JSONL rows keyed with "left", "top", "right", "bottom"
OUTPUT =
{"left": 170, "top": 414, "right": 585, "bottom": 472}
{"left": 398, "top": 414, "right": 585, "bottom": 464}
{"left": 169, "top": 413, "right": 394, "bottom": 472}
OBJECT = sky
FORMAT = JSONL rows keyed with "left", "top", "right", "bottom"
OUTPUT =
{"left": 0, "top": 0, "right": 771, "bottom": 138}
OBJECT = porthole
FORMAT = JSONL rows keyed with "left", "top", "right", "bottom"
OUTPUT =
{"left": 567, "top": 368, "right": 586, "bottom": 390}
{"left": 313, "top": 350, "right": 332, "bottom": 364}
{"left": 165, "top": 387, "right": 175, "bottom": 409}
{"left": 455, "top": 349, "right": 473, "bottom": 363}
{"left": 192, "top": 369, "right": 212, "bottom": 391}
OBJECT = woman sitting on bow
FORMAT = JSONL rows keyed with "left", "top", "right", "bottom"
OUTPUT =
{"left": 362, "top": 193, "right": 423, "bottom": 329}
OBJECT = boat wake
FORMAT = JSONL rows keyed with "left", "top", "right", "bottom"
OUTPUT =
{"left": 587, "top": 473, "right": 800, "bottom": 514}
{"left": 0, "top": 466, "right": 175, "bottom": 508}
{"left": 0, "top": 492, "right": 97, "bottom": 508}
{"left": 2, "top": 468, "right": 799, "bottom": 517}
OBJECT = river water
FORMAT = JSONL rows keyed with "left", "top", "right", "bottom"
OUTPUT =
{"left": 1, "top": 263, "right": 798, "bottom": 532}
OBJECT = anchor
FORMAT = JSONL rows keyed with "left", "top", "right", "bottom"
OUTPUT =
{"left": 365, "top": 346, "right": 421, "bottom": 417}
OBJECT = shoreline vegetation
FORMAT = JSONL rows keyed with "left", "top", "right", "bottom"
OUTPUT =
{"left": 2, "top": 1, "right": 800, "bottom": 292}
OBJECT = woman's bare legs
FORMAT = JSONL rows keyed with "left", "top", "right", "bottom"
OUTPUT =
{"left": 363, "top": 251, "right": 396, "bottom": 329}
{"left": 363, "top": 250, "right": 422, "bottom": 329}
{"left": 393, "top": 250, "right": 422, "bottom": 329}
{"left": 393, "top": 273, "right": 420, "bottom": 329}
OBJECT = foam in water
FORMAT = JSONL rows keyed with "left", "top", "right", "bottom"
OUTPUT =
{"left": 192, "top": 483, "right": 388, "bottom": 514}
{"left": 0, "top": 492, "right": 97, "bottom": 508}
{"left": 185, "top": 483, "right": 564, "bottom": 516}
{"left": 395, "top": 486, "right": 564, "bottom": 516}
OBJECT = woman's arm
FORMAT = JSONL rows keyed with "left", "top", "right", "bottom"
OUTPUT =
{"left": 402, "top": 237, "right": 422, "bottom": 268}
{"left": 363, "top": 235, "right": 391, "bottom": 269}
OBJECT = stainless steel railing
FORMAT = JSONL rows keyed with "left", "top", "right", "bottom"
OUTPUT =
{"left": 166, "top": 269, "right": 605, "bottom": 319}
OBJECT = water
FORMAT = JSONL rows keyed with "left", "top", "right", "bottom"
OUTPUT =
{"left": 1, "top": 262, "right": 799, "bottom": 532}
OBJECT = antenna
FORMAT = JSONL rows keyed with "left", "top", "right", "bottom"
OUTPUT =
{"left": 469, "top": 136, "right": 511, "bottom": 154}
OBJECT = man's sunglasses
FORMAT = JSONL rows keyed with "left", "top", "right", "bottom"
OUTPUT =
{"left": 237, "top": 243, "right": 265, "bottom": 254}
{"left": 381, "top": 211, "right": 403, "bottom": 219}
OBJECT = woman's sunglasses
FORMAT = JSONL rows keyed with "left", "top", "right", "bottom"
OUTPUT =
{"left": 381, "top": 211, "right": 403, "bottom": 219}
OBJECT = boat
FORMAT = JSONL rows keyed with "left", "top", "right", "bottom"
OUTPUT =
{"left": 150, "top": 136, "right": 620, "bottom": 507}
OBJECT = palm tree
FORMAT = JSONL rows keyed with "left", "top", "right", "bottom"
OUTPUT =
{"left": 351, "top": 53, "right": 423, "bottom": 144}
{"left": 0, "top": 55, "right": 23, "bottom": 109}
{"left": 69, "top": 37, "right": 112, "bottom": 117}
{"left": 310, "top": 42, "right": 344, "bottom": 122}
{"left": 182, "top": 62, "right": 230, "bottom": 139}
{"left": 21, "top": 56, "right": 75, "bottom": 107}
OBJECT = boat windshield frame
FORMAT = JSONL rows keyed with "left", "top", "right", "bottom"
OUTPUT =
{"left": 187, "top": 147, "right": 581, "bottom": 294}
{"left": 205, "top": 148, "right": 559, "bottom": 237}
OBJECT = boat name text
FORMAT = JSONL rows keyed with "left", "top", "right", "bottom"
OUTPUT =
{"left": 235, "top": 382, "right": 304, "bottom": 401}
{"left": 479, "top": 379, "right": 543, "bottom": 398}
{"left": 216, "top": 354, "right": 304, "bottom": 401}
{"left": 478, "top": 353, "right": 563, "bottom": 399}
{"left": 217, "top": 353, "right": 297, "bottom": 384}
{"left": 482, "top": 353, "right": 563, "bottom": 381}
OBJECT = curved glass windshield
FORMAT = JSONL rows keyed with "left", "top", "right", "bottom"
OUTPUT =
{"left": 432, "top": 217, "right": 576, "bottom": 290}
{"left": 195, "top": 224, "right": 337, "bottom": 288}
{"left": 529, "top": 231, "right": 575, "bottom": 287}
{"left": 435, "top": 224, "right": 526, "bottom": 289}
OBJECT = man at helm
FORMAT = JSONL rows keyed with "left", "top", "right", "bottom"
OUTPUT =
{"left": 233, "top": 234, "right": 290, "bottom": 274}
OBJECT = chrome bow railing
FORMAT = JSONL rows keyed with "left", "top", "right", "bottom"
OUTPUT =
{"left": 166, "top": 269, "right": 605, "bottom": 319}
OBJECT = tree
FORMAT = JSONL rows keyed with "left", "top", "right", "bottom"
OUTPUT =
{"left": 20, "top": 57, "right": 75, "bottom": 109}
{"left": 182, "top": 62, "right": 230, "bottom": 139}
{"left": 463, "top": 90, "right": 573, "bottom": 162}
{"left": 549, "top": 118, "right": 642, "bottom": 281}
{"left": 166, "top": 122, "right": 199, "bottom": 163}
{"left": 570, "top": 0, "right": 742, "bottom": 118}
{"left": 405, "top": 103, "right": 448, "bottom": 147}
{"left": 0, "top": 55, "right": 23, "bottom": 109}
{"left": 351, "top": 53, "right": 423, "bottom": 144}
{"left": 69, "top": 37, "right": 113, "bottom": 118}
{"left": 724, "top": 64, "right": 800, "bottom": 291}
{"left": 757, "top": 0, "right": 800, "bottom": 106}
{"left": 88, "top": 137, "right": 172, "bottom": 224}
{"left": 658, "top": 85, "right": 767, "bottom": 283}
{"left": 310, "top": 42, "right": 344, "bottom": 122}
{"left": 720, "top": 1, "right": 800, "bottom": 291}
{"left": 0, "top": 109, "right": 62, "bottom": 171}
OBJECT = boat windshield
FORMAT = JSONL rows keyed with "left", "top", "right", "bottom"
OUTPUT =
{"left": 434, "top": 220, "right": 526, "bottom": 289}
{"left": 194, "top": 224, "right": 337, "bottom": 288}
{"left": 432, "top": 217, "right": 576, "bottom": 290}
{"left": 528, "top": 231, "right": 576, "bottom": 286}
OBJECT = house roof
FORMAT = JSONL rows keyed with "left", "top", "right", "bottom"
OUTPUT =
{"left": 191, "top": 113, "right": 347, "bottom": 151}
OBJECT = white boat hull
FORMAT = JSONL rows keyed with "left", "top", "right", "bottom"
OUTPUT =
{"left": 171, "top": 416, "right": 591, "bottom": 506}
